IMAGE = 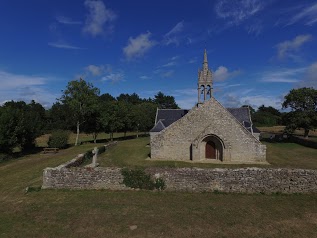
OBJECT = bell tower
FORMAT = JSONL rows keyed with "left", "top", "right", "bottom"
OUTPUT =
{"left": 198, "top": 49, "right": 213, "bottom": 103}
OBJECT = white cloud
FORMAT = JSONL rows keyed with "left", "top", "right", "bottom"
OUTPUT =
{"left": 101, "top": 72, "right": 124, "bottom": 83}
{"left": 215, "top": 0, "right": 264, "bottom": 25}
{"left": 0, "top": 70, "right": 46, "bottom": 89}
{"left": 213, "top": 66, "right": 240, "bottom": 81}
{"left": 161, "top": 61, "right": 177, "bottom": 67}
{"left": 287, "top": 3, "right": 317, "bottom": 26}
{"left": 48, "top": 42, "right": 84, "bottom": 50}
{"left": 56, "top": 16, "right": 81, "bottom": 25}
{"left": 82, "top": 0, "right": 117, "bottom": 37}
{"left": 162, "top": 70, "right": 174, "bottom": 78}
{"left": 140, "top": 75, "right": 150, "bottom": 80}
{"left": 260, "top": 67, "right": 306, "bottom": 83}
{"left": 218, "top": 92, "right": 281, "bottom": 109}
{"left": 0, "top": 70, "right": 58, "bottom": 108}
{"left": 85, "top": 64, "right": 111, "bottom": 76}
{"left": 163, "top": 21, "right": 185, "bottom": 46}
{"left": 123, "top": 32, "right": 156, "bottom": 60}
{"left": 276, "top": 34, "right": 312, "bottom": 60}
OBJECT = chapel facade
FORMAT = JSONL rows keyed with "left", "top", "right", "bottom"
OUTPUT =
{"left": 150, "top": 50, "right": 266, "bottom": 163}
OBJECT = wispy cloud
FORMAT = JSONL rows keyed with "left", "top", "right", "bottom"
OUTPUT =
{"left": 140, "top": 75, "right": 150, "bottom": 80}
{"left": 0, "top": 70, "right": 58, "bottom": 108}
{"left": 0, "top": 70, "right": 46, "bottom": 89}
{"left": 85, "top": 64, "right": 111, "bottom": 76}
{"left": 246, "top": 20, "right": 263, "bottom": 36}
{"left": 215, "top": 0, "right": 264, "bottom": 26}
{"left": 188, "top": 57, "right": 197, "bottom": 64}
{"left": 101, "top": 72, "right": 124, "bottom": 83}
{"left": 213, "top": 66, "right": 241, "bottom": 81}
{"left": 163, "top": 21, "right": 185, "bottom": 46}
{"left": 298, "top": 61, "right": 317, "bottom": 88}
{"left": 276, "top": 34, "right": 312, "bottom": 60}
{"left": 260, "top": 67, "right": 306, "bottom": 83}
{"left": 217, "top": 92, "right": 282, "bottom": 109}
{"left": 56, "top": 16, "right": 81, "bottom": 25}
{"left": 82, "top": 0, "right": 117, "bottom": 37}
{"left": 287, "top": 2, "right": 317, "bottom": 26}
{"left": 154, "top": 68, "right": 174, "bottom": 78}
{"left": 123, "top": 32, "right": 157, "bottom": 60}
{"left": 48, "top": 42, "right": 84, "bottom": 50}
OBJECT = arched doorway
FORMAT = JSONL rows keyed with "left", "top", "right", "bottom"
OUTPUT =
{"left": 200, "top": 135, "right": 224, "bottom": 161}
{"left": 205, "top": 141, "right": 216, "bottom": 159}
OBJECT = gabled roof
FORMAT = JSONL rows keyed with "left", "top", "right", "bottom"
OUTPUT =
{"left": 226, "top": 107, "right": 251, "bottom": 124}
{"left": 150, "top": 120, "right": 166, "bottom": 132}
{"left": 150, "top": 106, "right": 260, "bottom": 135}
{"left": 155, "top": 109, "right": 189, "bottom": 127}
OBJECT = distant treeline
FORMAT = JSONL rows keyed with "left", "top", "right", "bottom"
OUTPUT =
{"left": 0, "top": 78, "right": 179, "bottom": 154}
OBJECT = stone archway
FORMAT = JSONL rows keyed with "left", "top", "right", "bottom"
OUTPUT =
{"left": 200, "top": 135, "right": 224, "bottom": 161}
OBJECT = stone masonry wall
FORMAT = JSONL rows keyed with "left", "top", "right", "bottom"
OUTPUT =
{"left": 151, "top": 97, "right": 266, "bottom": 162}
{"left": 43, "top": 166, "right": 317, "bottom": 194}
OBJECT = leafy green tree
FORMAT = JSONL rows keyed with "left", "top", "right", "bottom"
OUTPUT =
{"left": 100, "top": 101, "right": 124, "bottom": 141}
{"left": 282, "top": 87, "right": 317, "bottom": 138}
{"left": 117, "top": 93, "right": 142, "bottom": 105}
{"left": 252, "top": 105, "right": 282, "bottom": 127}
{"left": 47, "top": 102, "right": 74, "bottom": 131}
{"left": 0, "top": 101, "right": 45, "bottom": 153}
{"left": 154, "top": 91, "right": 179, "bottom": 109}
{"left": 132, "top": 102, "right": 157, "bottom": 137}
{"left": 59, "top": 78, "right": 100, "bottom": 145}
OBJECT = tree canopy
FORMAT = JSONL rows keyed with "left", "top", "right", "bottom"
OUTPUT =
{"left": 282, "top": 87, "right": 317, "bottom": 138}
{"left": 59, "top": 78, "right": 100, "bottom": 145}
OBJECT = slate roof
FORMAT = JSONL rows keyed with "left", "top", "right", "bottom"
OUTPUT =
{"left": 226, "top": 108, "right": 251, "bottom": 124}
{"left": 150, "top": 107, "right": 261, "bottom": 135}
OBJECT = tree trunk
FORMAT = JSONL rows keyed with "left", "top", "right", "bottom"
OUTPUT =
{"left": 75, "top": 121, "right": 80, "bottom": 146}
{"left": 304, "top": 129, "right": 309, "bottom": 139}
{"left": 136, "top": 129, "right": 139, "bottom": 138}
{"left": 124, "top": 131, "right": 127, "bottom": 138}
{"left": 111, "top": 132, "right": 113, "bottom": 141}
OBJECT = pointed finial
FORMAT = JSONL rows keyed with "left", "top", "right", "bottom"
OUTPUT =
{"left": 204, "top": 49, "right": 208, "bottom": 63}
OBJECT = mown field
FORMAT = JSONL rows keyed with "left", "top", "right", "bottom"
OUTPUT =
{"left": 1, "top": 132, "right": 317, "bottom": 237}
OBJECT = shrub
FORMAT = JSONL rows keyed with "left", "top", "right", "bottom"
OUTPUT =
{"left": 121, "top": 168, "right": 165, "bottom": 190}
{"left": 48, "top": 130, "right": 69, "bottom": 149}
{"left": 0, "top": 153, "right": 11, "bottom": 162}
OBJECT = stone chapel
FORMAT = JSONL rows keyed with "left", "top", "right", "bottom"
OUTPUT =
{"left": 150, "top": 50, "right": 267, "bottom": 163}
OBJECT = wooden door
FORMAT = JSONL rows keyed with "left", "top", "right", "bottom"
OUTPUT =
{"left": 205, "top": 141, "right": 216, "bottom": 159}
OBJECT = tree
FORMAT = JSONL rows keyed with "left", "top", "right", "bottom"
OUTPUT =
{"left": 132, "top": 102, "right": 157, "bottom": 137}
{"left": 59, "top": 78, "right": 100, "bottom": 145}
{"left": 100, "top": 101, "right": 124, "bottom": 141}
{"left": 117, "top": 93, "right": 142, "bottom": 105}
{"left": 0, "top": 101, "right": 45, "bottom": 153}
{"left": 252, "top": 105, "right": 282, "bottom": 127}
{"left": 154, "top": 91, "right": 179, "bottom": 109}
{"left": 282, "top": 87, "right": 317, "bottom": 138}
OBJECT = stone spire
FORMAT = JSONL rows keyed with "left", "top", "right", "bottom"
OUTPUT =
{"left": 197, "top": 49, "right": 213, "bottom": 104}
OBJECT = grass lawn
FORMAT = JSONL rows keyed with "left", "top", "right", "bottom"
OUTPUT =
{"left": 98, "top": 136, "right": 317, "bottom": 169}
{"left": 1, "top": 134, "right": 317, "bottom": 237}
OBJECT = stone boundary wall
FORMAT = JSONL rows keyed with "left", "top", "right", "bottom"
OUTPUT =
{"left": 43, "top": 166, "right": 317, "bottom": 193}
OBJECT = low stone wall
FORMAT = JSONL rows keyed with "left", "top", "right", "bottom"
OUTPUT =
{"left": 43, "top": 165, "right": 317, "bottom": 193}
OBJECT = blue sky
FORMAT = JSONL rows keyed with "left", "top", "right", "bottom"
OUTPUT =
{"left": 0, "top": 0, "right": 317, "bottom": 109}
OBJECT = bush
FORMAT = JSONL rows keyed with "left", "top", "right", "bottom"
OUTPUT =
{"left": 0, "top": 153, "right": 11, "bottom": 162}
{"left": 121, "top": 168, "right": 165, "bottom": 190}
{"left": 48, "top": 130, "right": 69, "bottom": 149}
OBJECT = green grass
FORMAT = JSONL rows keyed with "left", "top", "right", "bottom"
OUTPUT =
{"left": 98, "top": 137, "right": 317, "bottom": 169}
{"left": 1, "top": 134, "right": 317, "bottom": 237}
